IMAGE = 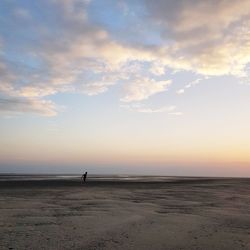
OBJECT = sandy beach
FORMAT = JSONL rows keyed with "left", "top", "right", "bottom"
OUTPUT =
{"left": 0, "top": 176, "right": 250, "bottom": 250}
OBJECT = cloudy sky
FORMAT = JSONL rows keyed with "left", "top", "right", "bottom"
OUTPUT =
{"left": 0, "top": 0, "right": 250, "bottom": 176}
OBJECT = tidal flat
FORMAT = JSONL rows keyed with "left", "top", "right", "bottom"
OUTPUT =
{"left": 0, "top": 176, "right": 250, "bottom": 250}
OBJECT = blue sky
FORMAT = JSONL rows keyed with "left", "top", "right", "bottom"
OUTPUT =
{"left": 0, "top": 0, "right": 250, "bottom": 176}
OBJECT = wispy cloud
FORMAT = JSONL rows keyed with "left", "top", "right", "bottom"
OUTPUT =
{"left": 176, "top": 89, "right": 185, "bottom": 95}
{"left": 80, "top": 81, "right": 115, "bottom": 96}
{"left": 185, "top": 79, "right": 202, "bottom": 89}
{"left": 0, "top": 97, "right": 58, "bottom": 117}
{"left": 176, "top": 77, "right": 206, "bottom": 94}
{"left": 121, "top": 103, "right": 182, "bottom": 115}
{"left": 121, "top": 78, "right": 171, "bottom": 102}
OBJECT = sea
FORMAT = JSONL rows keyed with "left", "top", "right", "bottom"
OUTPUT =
{"left": 0, "top": 174, "right": 199, "bottom": 182}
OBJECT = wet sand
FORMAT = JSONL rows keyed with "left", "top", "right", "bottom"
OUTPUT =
{"left": 0, "top": 177, "right": 250, "bottom": 250}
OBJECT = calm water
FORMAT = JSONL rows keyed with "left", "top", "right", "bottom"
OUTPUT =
{"left": 0, "top": 174, "right": 196, "bottom": 182}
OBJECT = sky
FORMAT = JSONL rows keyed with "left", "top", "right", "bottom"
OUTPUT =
{"left": 0, "top": 0, "right": 250, "bottom": 176}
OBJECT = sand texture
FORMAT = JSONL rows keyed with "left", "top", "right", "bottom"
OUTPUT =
{"left": 0, "top": 177, "right": 250, "bottom": 250}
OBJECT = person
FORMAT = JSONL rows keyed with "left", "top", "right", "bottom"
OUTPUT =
{"left": 81, "top": 171, "right": 87, "bottom": 184}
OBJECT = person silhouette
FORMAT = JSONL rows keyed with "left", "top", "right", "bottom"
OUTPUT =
{"left": 81, "top": 171, "right": 87, "bottom": 184}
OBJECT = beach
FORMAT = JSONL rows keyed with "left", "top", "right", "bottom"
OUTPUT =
{"left": 0, "top": 176, "right": 250, "bottom": 250}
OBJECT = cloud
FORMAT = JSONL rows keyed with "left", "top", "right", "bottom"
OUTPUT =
{"left": 176, "top": 89, "right": 185, "bottom": 95}
{"left": 1, "top": 0, "right": 134, "bottom": 115}
{"left": 80, "top": 81, "right": 115, "bottom": 96}
{"left": 168, "top": 112, "right": 183, "bottom": 116}
{"left": 121, "top": 103, "right": 182, "bottom": 115}
{"left": 185, "top": 78, "right": 203, "bottom": 89}
{"left": 121, "top": 78, "right": 171, "bottom": 102}
{"left": 143, "top": 0, "right": 250, "bottom": 76}
{"left": 150, "top": 62, "right": 166, "bottom": 76}
{"left": 0, "top": 97, "right": 58, "bottom": 117}
{"left": 1, "top": 0, "right": 250, "bottom": 116}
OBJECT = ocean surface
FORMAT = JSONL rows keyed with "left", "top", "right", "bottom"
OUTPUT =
{"left": 0, "top": 174, "right": 202, "bottom": 182}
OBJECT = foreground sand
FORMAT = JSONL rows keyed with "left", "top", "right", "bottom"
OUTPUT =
{"left": 0, "top": 177, "right": 250, "bottom": 250}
